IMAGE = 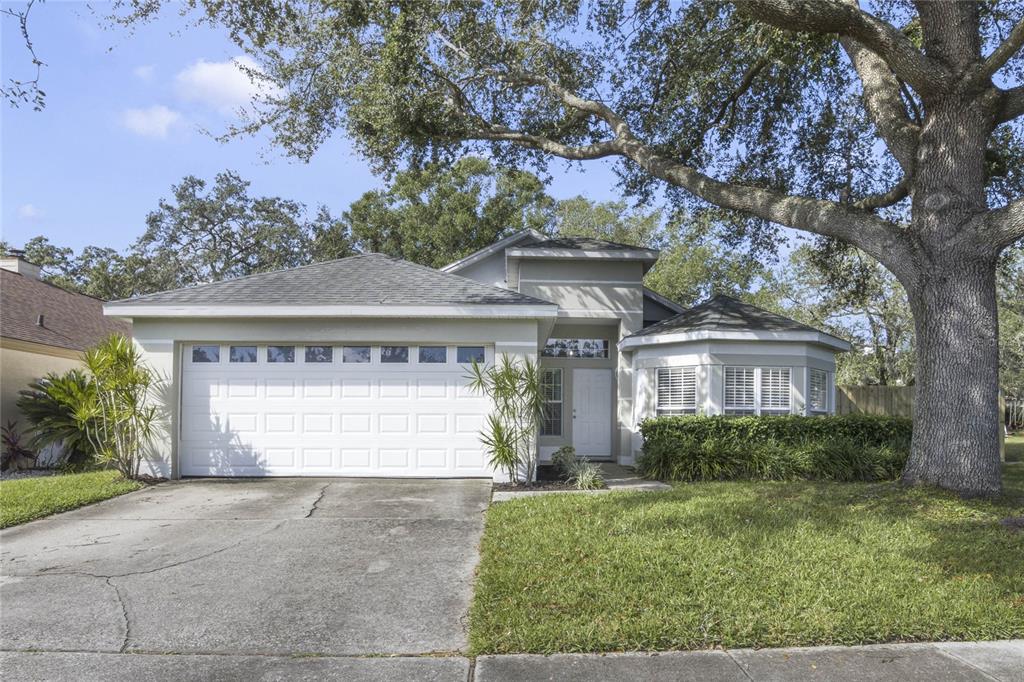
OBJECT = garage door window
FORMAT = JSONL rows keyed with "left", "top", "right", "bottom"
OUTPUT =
{"left": 343, "top": 346, "right": 371, "bottom": 363}
{"left": 230, "top": 345, "right": 257, "bottom": 363}
{"left": 381, "top": 346, "right": 409, "bottom": 363}
{"left": 267, "top": 346, "right": 295, "bottom": 363}
{"left": 457, "top": 346, "right": 485, "bottom": 363}
{"left": 192, "top": 345, "right": 220, "bottom": 363}
{"left": 305, "top": 346, "right": 333, "bottom": 363}
{"left": 419, "top": 346, "right": 447, "bottom": 363}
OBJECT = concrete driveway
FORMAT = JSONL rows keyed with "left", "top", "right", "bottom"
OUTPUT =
{"left": 1, "top": 478, "right": 490, "bottom": 676}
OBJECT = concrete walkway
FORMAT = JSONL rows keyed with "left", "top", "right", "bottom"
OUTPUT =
{"left": 2, "top": 641, "right": 1019, "bottom": 680}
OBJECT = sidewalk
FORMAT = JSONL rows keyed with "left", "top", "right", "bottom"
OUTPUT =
{"left": 3, "top": 641, "right": 1019, "bottom": 681}
{"left": 475, "top": 641, "right": 1024, "bottom": 681}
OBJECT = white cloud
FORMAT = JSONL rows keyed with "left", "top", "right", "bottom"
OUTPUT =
{"left": 17, "top": 204, "right": 42, "bottom": 220}
{"left": 133, "top": 65, "right": 156, "bottom": 81}
{"left": 119, "top": 105, "right": 182, "bottom": 138}
{"left": 174, "top": 56, "right": 278, "bottom": 114}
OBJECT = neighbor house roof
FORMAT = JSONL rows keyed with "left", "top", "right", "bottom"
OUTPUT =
{"left": 104, "top": 253, "right": 558, "bottom": 318}
{"left": 620, "top": 294, "right": 850, "bottom": 351}
{"left": 0, "top": 269, "right": 130, "bottom": 352}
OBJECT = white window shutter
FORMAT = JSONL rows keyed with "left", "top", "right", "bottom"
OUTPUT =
{"left": 760, "top": 368, "right": 791, "bottom": 410}
{"left": 724, "top": 367, "right": 755, "bottom": 409}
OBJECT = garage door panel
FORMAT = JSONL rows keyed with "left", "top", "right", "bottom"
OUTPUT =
{"left": 180, "top": 344, "right": 494, "bottom": 477}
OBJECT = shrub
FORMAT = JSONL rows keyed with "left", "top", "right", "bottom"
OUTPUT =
{"left": 567, "top": 459, "right": 604, "bottom": 490}
{"left": 17, "top": 369, "right": 97, "bottom": 467}
{"left": 637, "top": 414, "right": 911, "bottom": 483}
{"left": 1, "top": 421, "right": 36, "bottom": 471}
{"left": 551, "top": 445, "right": 577, "bottom": 477}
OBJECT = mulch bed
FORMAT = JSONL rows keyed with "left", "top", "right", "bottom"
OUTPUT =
{"left": 492, "top": 465, "right": 589, "bottom": 492}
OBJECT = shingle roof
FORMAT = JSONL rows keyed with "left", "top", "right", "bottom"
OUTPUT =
{"left": 0, "top": 270, "right": 131, "bottom": 351}
{"left": 109, "top": 253, "right": 555, "bottom": 308}
{"left": 517, "top": 237, "right": 655, "bottom": 252}
{"left": 627, "top": 294, "right": 841, "bottom": 340}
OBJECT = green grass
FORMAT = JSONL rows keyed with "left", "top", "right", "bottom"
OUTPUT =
{"left": 0, "top": 470, "right": 143, "bottom": 528}
{"left": 470, "top": 465, "right": 1024, "bottom": 654}
{"left": 1006, "top": 434, "right": 1024, "bottom": 463}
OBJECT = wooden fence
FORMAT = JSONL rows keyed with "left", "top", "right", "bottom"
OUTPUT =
{"left": 835, "top": 385, "right": 915, "bottom": 417}
{"left": 836, "top": 384, "right": 1008, "bottom": 460}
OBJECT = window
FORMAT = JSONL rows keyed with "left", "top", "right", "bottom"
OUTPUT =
{"left": 305, "top": 346, "right": 333, "bottom": 363}
{"left": 540, "top": 369, "right": 562, "bottom": 436}
{"left": 192, "top": 345, "right": 220, "bottom": 363}
{"left": 724, "top": 366, "right": 792, "bottom": 415}
{"left": 419, "top": 346, "right": 447, "bottom": 363}
{"left": 724, "top": 367, "right": 755, "bottom": 415}
{"left": 229, "top": 345, "right": 257, "bottom": 363}
{"left": 267, "top": 346, "right": 295, "bottom": 363}
{"left": 541, "top": 338, "right": 609, "bottom": 358}
{"left": 381, "top": 346, "right": 409, "bottom": 363}
{"left": 457, "top": 346, "right": 485, "bottom": 364}
{"left": 760, "top": 368, "right": 791, "bottom": 412}
{"left": 809, "top": 368, "right": 828, "bottom": 412}
{"left": 657, "top": 367, "right": 697, "bottom": 415}
{"left": 342, "top": 346, "right": 371, "bottom": 363}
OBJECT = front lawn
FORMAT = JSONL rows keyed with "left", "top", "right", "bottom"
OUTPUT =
{"left": 0, "top": 470, "right": 143, "bottom": 528}
{"left": 1007, "top": 434, "right": 1024, "bottom": 463}
{"left": 470, "top": 465, "right": 1024, "bottom": 654}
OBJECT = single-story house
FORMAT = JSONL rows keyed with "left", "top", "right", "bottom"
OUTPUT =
{"left": 104, "top": 231, "right": 849, "bottom": 481}
{"left": 1, "top": 253, "right": 131, "bottom": 457}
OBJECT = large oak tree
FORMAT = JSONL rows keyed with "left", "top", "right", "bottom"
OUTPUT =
{"left": 113, "top": 0, "right": 1024, "bottom": 495}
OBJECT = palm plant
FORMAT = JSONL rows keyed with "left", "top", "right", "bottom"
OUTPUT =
{"left": 466, "top": 354, "right": 545, "bottom": 485}
{"left": 79, "top": 335, "right": 159, "bottom": 480}
{"left": 17, "top": 369, "right": 97, "bottom": 465}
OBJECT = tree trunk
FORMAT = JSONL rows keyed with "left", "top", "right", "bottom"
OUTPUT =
{"left": 901, "top": 255, "right": 1002, "bottom": 496}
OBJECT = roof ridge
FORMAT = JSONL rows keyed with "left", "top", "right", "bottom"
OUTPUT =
{"left": 110, "top": 254, "right": 378, "bottom": 304}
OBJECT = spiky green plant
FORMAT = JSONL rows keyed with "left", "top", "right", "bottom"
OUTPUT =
{"left": 79, "top": 335, "right": 159, "bottom": 480}
{"left": 17, "top": 369, "right": 98, "bottom": 465}
{"left": 466, "top": 354, "right": 545, "bottom": 485}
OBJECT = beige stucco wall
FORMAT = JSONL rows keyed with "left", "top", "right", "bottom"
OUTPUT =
{"left": 628, "top": 339, "right": 840, "bottom": 458}
{"left": 0, "top": 340, "right": 83, "bottom": 462}
{"left": 128, "top": 316, "right": 542, "bottom": 478}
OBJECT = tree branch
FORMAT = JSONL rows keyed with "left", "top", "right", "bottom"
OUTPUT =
{"left": 741, "top": 0, "right": 948, "bottom": 96}
{"left": 985, "top": 195, "right": 1024, "bottom": 249}
{"left": 852, "top": 176, "right": 911, "bottom": 210}
{"left": 996, "top": 85, "right": 1024, "bottom": 123}
{"left": 840, "top": 36, "right": 920, "bottom": 172}
{"left": 972, "top": 17, "right": 1024, "bottom": 86}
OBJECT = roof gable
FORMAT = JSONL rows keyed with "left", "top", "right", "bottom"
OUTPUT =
{"left": 106, "top": 253, "right": 555, "bottom": 310}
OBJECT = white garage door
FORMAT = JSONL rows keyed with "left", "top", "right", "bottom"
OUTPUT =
{"left": 179, "top": 342, "right": 493, "bottom": 477}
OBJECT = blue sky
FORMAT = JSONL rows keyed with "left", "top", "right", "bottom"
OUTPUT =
{"left": 1, "top": 1, "right": 623, "bottom": 253}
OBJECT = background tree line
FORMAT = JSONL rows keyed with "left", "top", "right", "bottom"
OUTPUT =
{"left": 4, "top": 159, "right": 1022, "bottom": 398}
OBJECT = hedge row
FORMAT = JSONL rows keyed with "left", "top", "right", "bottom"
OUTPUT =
{"left": 637, "top": 414, "right": 912, "bottom": 483}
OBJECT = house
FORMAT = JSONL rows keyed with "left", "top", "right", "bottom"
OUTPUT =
{"left": 0, "top": 253, "right": 131, "bottom": 452}
{"left": 104, "top": 232, "right": 849, "bottom": 480}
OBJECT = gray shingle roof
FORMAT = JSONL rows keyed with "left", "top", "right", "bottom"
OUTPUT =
{"left": 517, "top": 237, "right": 655, "bottom": 252}
{"left": 110, "top": 254, "right": 555, "bottom": 308}
{"left": 627, "top": 294, "right": 843, "bottom": 340}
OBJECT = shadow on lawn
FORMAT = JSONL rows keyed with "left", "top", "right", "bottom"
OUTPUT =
{"left": 580, "top": 473, "right": 1024, "bottom": 588}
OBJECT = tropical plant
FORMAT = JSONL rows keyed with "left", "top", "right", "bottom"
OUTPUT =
{"left": 567, "top": 459, "right": 604, "bottom": 491}
{"left": 1, "top": 421, "right": 36, "bottom": 471}
{"left": 79, "top": 335, "right": 159, "bottom": 480}
{"left": 17, "top": 369, "right": 97, "bottom": 466}
{"left": 467, "top": 354, "right": 545, "bottom": 485}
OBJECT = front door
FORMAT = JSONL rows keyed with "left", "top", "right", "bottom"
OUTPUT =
{"left": 572, "top": 369, "right": 613, "bottom": 457}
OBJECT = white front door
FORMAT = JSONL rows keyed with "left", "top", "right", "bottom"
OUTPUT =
{"left": 572, "top": 369, "right": 612, "bottom": 457}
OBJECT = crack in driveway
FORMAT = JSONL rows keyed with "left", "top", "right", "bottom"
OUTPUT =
{"left": 305, "top": 483, "right": 330, "bottom": 518}
{"left": 106, "top": 577, "right": 133, "bottom": 653}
